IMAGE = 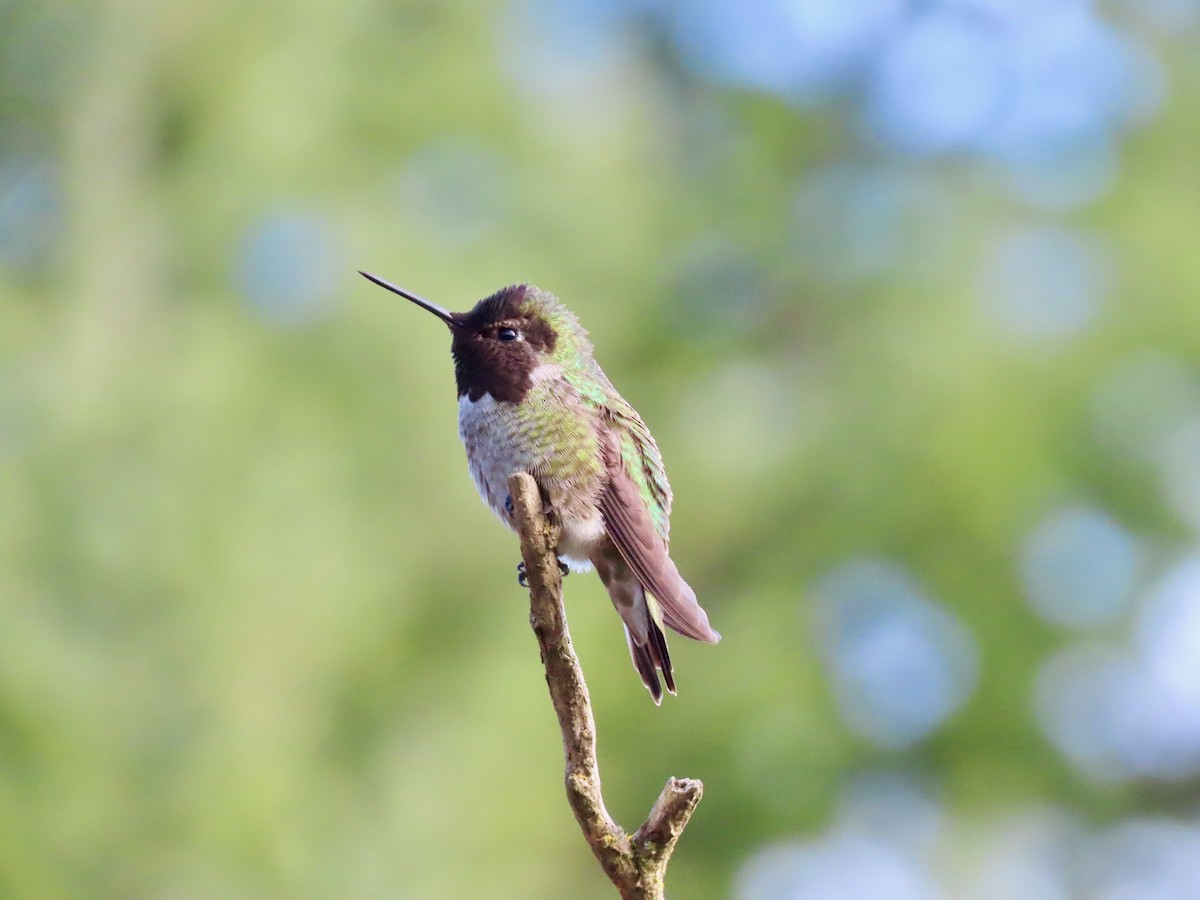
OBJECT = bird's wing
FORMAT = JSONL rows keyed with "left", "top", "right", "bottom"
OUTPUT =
{"left": 597, "top": 423, "right": 719, "bottom": 643}
{"left": 598, "top": 398, "right": 673, "bottom": 539}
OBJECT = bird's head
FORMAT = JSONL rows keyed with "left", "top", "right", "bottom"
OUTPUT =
{"left": 361, "top": 272, "right": 593, "bottom": 403}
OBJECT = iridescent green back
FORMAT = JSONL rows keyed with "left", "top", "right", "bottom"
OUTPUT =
{"left": 522, "top": 287, "right": 674, "bottom": 540}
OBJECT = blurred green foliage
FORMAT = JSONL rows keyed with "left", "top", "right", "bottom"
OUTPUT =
{"left": 3, "top": 1, "right": 1200, "bottom": 897}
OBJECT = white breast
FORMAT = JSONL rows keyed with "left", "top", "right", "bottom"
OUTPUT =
{"left": 458, "top": 392, "right": 522, "bottom": 525}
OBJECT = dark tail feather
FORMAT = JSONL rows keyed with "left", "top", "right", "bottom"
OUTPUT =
{"left": 626, "top": 623, "right": 673, "bottom": 704}
{"left": 625, "top": 616, "right": 675, "bottom": 704}
{"left": 597, "top": 547, "right": 679, "bottom": 703}
{"left": 628, "top": 634, "right": 663, "bottom": 705}
{"left": 650, "top": 619, "right": 675, "bottom": 695}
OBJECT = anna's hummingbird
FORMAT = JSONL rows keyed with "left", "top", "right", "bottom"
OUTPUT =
{"left": 361, "top": 272, "right": 720, "bottom": 703}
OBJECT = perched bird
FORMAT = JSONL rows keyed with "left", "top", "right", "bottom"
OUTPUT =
{"left": 361, "top": 272, "right": 720, "bottom": 702}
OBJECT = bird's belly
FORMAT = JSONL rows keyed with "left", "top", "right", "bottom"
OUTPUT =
{"left": 557, "top": 512, "right": 605, "bottom": 571}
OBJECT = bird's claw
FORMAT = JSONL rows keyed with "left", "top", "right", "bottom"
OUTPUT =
{"left": 504, "top": 494, "right": 514, "bottom": 518}
{"left": 516, "top": 558, "right": 569, "bottom": 587}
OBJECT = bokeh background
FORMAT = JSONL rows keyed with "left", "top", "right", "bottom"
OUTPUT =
{"left": 4, "top": 0, "right": 1200, "bottom": 897}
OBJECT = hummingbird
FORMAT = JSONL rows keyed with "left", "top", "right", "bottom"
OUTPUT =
{"left": 360, "top": 272, "right": 720, "bottom": 703}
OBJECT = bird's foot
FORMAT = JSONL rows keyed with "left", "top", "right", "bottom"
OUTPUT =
{"left": 504, "top": 494, "right": 514, "bottom": 519}
{"left": 516, "top": 558, "right": 570, "bottom": 588}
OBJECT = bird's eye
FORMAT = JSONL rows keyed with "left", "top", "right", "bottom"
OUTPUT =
{"left": 497, "top": 327, "right": 519, "bottom": 343}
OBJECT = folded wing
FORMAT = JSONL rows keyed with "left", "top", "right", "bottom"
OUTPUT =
{"left": 598, "top": 428, "right": 720, "bottom": 644}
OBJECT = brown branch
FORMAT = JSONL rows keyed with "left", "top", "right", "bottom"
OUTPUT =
{"left": 507, "top": 472, "right": 704, "bottom": 900}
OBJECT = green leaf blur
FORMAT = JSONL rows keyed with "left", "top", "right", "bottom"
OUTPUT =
{"left": 3, "top": 1, "right": 1200, "bottom": 897}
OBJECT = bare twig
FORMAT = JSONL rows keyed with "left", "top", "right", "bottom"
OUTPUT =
{"left": 507, "top": 473, "right": 704, "bottom": 900}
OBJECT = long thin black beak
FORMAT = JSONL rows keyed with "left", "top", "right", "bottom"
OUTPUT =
{"left": 359, "top": 271, "right": 457, "bottom": 326}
